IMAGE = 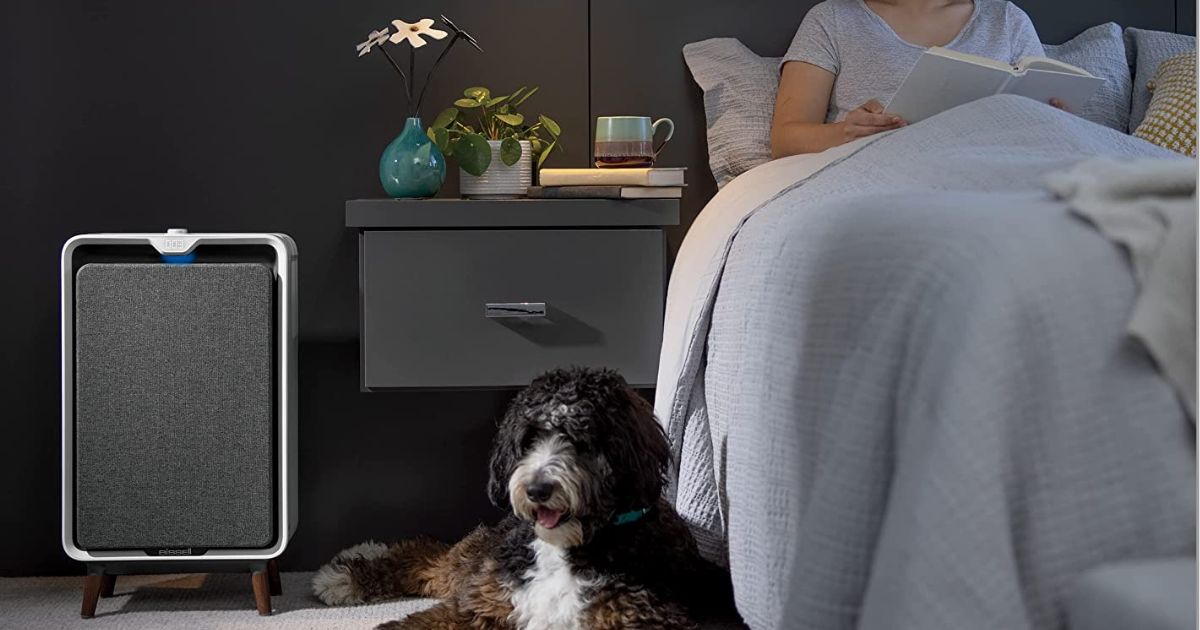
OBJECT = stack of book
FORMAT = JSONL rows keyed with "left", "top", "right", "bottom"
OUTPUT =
{"left": 529, "top": 167, "right": 685, "bottom": 199}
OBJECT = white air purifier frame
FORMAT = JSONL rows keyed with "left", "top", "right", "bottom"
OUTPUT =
{"left": 60, "top": 231, "right": 298, "bottom": 563}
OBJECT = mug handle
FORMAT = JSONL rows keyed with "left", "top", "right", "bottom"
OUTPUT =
{"left": 651, "top": 118, "right": 675, "bottom": 157}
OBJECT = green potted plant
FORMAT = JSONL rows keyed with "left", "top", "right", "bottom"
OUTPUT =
{"left": 428, "top": 86, "right": 562, "bottom": 198}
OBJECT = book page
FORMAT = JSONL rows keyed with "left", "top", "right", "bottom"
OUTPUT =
{"left": 928, "top": 47, "right": 1015, "bottom": 72}
{"left": 886, "top": 52, "right": 1011, "bottom": 123}
{"left": 1003, "top": 69, "right": 1105, "bottom": 112}
{"left": 1015, "top": 56, "right": 1090, "bottom": 76}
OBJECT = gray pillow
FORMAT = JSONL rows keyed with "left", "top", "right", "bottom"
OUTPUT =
{"left": 1043, "top": 23, "right": 1133, "bottom": 132}
{"left": 683, "top": 38, "right": 779, "bottom": 188}
{"left": 1125, "top": 28, "right": 1197, "bottom": 130}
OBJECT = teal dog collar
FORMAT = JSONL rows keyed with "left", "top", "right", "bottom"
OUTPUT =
{"left": 612, "top": 507, "right": 650, "bottom": 526}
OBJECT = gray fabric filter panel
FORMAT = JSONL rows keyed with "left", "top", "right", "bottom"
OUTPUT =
{"left": 74, "top": 263, "right": 275, "bottom": 550}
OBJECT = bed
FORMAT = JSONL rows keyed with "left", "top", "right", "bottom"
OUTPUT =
{"left": 651, "top": 94, "right": 1196, "bottom": 630}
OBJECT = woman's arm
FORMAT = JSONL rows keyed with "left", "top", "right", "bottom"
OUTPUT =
{"left": 770, "top": 61, "right": 905, "bottom": 158}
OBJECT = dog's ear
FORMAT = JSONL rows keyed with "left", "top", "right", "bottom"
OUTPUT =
{"left": 607, "top": 387, "right": 672, "bottom": 508}
{"left": 487, "top": 406, "right": 522, "bottom": 509}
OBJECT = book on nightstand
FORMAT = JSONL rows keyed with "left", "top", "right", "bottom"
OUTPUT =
{"left": 528, "top": 185, "right": 683, "bottom": 199}
{"left": 886, "top": 47, "right": 1104, "bottom": 123}
{"left": 538, "top": 167, "right": 686, "bottom": 187}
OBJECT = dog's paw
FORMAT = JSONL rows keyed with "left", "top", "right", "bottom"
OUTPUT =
{"left": 311, "top": 540, "right": 389, "bottom": 606}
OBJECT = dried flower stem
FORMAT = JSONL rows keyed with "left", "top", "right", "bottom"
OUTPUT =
{"left": 378, "top": 46, "right": 411, "bottom": 115}
{"left": 408, "top": 46, "right": 416, "bottom": 117}
{"left": 415, "top": 34, "right": 462, "bottom": 117}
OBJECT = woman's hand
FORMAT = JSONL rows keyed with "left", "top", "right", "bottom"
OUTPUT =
{"left": 840, "top": 99, "right": 906, "bottom": 141}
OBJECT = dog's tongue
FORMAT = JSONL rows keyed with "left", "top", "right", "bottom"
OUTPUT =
{"left": 536, "top": 507, "right": 564, "bottom": 529}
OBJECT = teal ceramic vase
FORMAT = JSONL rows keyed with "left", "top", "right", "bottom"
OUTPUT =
{"left": 379, "top": 117, "right": 445, "bottom": 198}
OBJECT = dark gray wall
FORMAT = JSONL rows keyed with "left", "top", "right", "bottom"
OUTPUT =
{"left": 1181, "top": 0, "right": 1197, "bottom": 35}
{"left": 0, "top": 0, "right": 1191, "bottom": 576}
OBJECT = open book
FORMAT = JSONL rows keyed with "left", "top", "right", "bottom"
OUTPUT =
{"left": 885, "top": 47, "right": 1105, "bottom": 123}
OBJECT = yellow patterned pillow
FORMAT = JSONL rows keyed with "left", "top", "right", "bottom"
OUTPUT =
{"left": 1133, "top": 52, "right": 1197, "bottom": 156}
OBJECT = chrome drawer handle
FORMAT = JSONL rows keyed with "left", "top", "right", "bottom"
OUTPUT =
{"left": 485, "top": 302, "right": 547, "bottom": 319}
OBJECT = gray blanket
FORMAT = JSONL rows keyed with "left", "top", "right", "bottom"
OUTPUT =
{"left": 666, "top": 96, "right": 1196, "bottom": 630}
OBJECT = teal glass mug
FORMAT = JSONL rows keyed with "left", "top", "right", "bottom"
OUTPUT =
{"left": 594, "top": 116, "right": 675, "bottom": 168}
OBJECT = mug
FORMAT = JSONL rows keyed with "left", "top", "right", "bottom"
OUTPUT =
{"left": 594, "top": 116, "right": 675, "bottom": 168}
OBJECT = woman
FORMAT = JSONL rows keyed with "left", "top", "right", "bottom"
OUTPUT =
{"left": 771, "top": 0, "right": 1061, "bottom": 157}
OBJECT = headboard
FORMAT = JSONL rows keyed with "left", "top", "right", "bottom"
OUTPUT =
{"left": 589, "top": 0, "right": 1190, "bottom": 251}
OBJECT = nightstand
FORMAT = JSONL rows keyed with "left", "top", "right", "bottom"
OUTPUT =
{"left": 345, "top": 198, "right": 680, "bottom": 390}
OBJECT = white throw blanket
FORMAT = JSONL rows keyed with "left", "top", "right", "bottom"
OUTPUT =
{"left": 1046, "top": 158, "right": 1198, "bottom": 420}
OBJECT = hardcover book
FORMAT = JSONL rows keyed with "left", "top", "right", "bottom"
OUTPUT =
{"left": 528, "top": 186, "right": 683, "bottom": 199}
{"left": 538, "top": 167, "right": 686, "bottom": 187}
{"left": 886, "top": 47, "right": 1105, "bottom": 123}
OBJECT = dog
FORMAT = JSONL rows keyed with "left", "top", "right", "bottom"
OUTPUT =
{"left": 312, "top": 367, "right": 730, "bottom": 629}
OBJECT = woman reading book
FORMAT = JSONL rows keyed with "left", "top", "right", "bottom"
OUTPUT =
{"left": 771, "top": 0, "right": 1066, "bottom": 157}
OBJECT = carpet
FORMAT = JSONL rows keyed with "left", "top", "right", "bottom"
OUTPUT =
{"left": 0, "top": 572, "right": 748, "bottom": 629}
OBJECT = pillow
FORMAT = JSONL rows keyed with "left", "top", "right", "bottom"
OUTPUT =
{"left": 1133, "top": 53, "right": 1197, "bottom": 156}
{"left": 1043, "top": 23, "right": 1133, "bottom": 132}
{"left": 1125, "top": 28, "right": 1197, "bottom": 130}
{"left": 682, "top": 38, "right": 779, "bottom": 188}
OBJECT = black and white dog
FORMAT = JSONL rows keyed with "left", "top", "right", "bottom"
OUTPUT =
{"left": 313, "top": 367, "right": 730, "bottom": 629}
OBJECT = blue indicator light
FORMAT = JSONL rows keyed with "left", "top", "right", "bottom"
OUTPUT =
{"left": 161, "top": 253, "right": 197, "bottom": 265}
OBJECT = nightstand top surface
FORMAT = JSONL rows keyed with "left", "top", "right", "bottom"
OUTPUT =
{"left": 346, "top": 198, "right": 680, "bottom": 229}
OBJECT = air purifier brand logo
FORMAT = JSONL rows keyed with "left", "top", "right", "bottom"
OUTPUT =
{"left": 157, "top": 548, "right": 192, "bottom": 555}
{"left": 162, "top": 239, "right": 188, "bottom": 250}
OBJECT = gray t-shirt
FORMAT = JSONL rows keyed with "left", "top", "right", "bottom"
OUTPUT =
{"left": 783, "top": 0, "right": 1046, "bottom": 122}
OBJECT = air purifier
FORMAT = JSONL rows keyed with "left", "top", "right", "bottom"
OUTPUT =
{"left": 61, "top": 229, "right": 297, "bottom": 617}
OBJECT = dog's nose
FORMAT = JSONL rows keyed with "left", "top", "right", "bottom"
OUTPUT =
{"left": 525, "top": 480, "right": 555, "bottom": 503}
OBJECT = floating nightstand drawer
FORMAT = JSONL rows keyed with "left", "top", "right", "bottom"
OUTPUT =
{"left": 360, "top": 229, "right": 666, "bottom": 389}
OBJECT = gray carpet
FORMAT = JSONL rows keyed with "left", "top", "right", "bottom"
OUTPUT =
{"left": 0, "top": 573, "right": 748, "bottom": 629}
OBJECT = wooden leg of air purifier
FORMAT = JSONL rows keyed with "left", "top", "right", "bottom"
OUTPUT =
{"left": 99, "top": 575, "right": 116, "bottom": 598}
{"left": 80, "top": 563, "right": 277, "bottom": 619}
{"left": 267, "top": 559, "right": 282, "bottom": 596}
{"left": 81, "top": 574, "right": 104, "bottom": 619}
{"left": 251, "top": 568, "right": 272, "bottom": 615}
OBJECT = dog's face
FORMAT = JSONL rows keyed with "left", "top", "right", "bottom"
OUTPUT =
{"left": 487, "top": 368, "right": 670, "bottom": 548}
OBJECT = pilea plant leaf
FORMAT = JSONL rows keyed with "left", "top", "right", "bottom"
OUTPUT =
{"left": 457, "top": 133, "right": 492, "bottom": 176}
{"left": 454, "top": 98, "right": 481, "bottom": 108}
{"left": 485, "top": 95, "right": 509, "bottom": 107}
{"left": 538, "top": 114, "right": 560, "bottom": 136}
{"left": 500, "top": 137, "right": 523, "bottom": 166}
{"left": 537, "top": 140, "right": 556, "bottom": 169}
{"left": 495, "top": 112, "right": 524, "bottom": 127}
{"left": 512, "top": 86, "right": 539, "bottom": 107}
{"left": 464, "top": 86, "right": 490, "bottom": 101}
{"left": 431, "top": 127, "right": 450, "bottom": 154}
{"left": 431, "top": 107, "right": 459, "bottom": 129}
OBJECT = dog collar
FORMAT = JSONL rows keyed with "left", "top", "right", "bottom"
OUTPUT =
{"left": 612, "top": 508, "right": 650, "bottom": 526}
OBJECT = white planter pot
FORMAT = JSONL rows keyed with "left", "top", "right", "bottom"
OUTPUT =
{"left": 459, "top": 140, "right": 533, "bottom": 199}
